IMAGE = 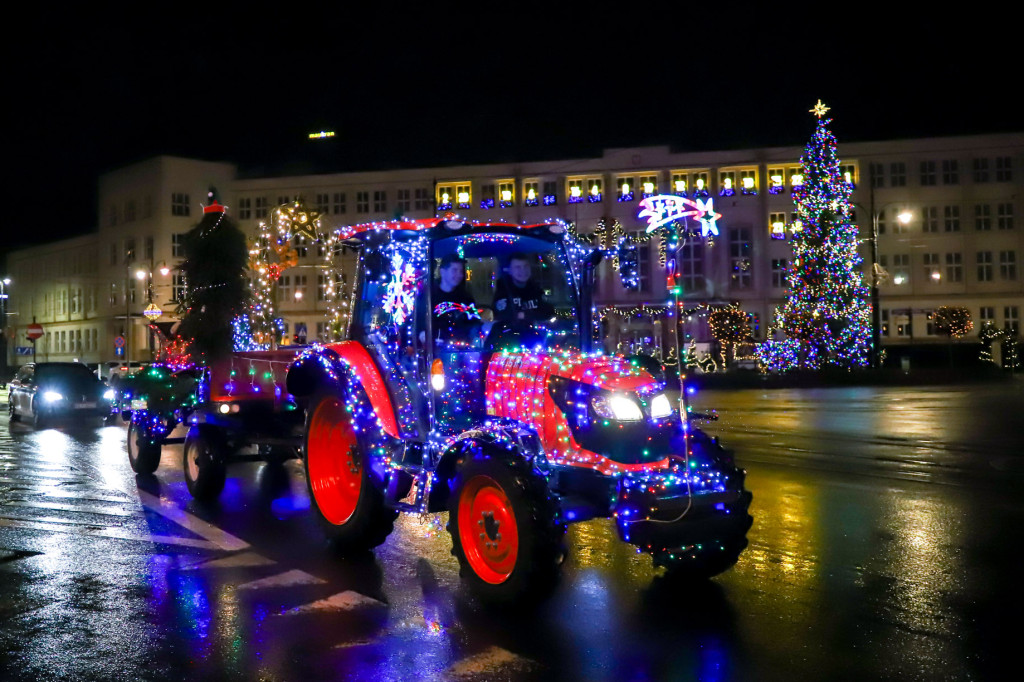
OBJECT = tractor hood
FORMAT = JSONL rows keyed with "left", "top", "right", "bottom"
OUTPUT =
{"left": 486, "top": 350, "right": 676, "bottom": 474}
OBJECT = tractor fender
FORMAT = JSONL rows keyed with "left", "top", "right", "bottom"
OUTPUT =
{"left": 428, "top": 421, "right": 546, "bottom": 513}
{"left": 287, "top": 342, "right": 400, "bottom": 439}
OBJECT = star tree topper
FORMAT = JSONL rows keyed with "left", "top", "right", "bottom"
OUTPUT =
{"left": 809, "top": 99, "right": 831, "bottom": 118}
{"left": 274, "top": 197, "right": 322, "bottom": 242}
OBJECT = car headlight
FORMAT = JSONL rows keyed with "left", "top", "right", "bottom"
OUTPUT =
{"left": 591, "top": 394, "right": 643, "bottom": 421}
{"left": 103, "top": 389, "right": 116, "bottom": 401}
{"left": 650, "top": 393, "right": 674, "bottom": 419}
{"left": 42, "top": 391, "right": 64, "bottom": 403}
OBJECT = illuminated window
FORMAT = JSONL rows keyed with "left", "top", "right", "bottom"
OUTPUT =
{"left": 769, "top": 212, "right": 787, "bottom": 240}
{"left": 567, "top": 179, "right": 584, "bottom": 203}
{"left": 524, "top": 181, "right": 539, "bottom": 206}
{"left": 719, "top": 171, "right": 735, "bottom": 197}
{"left": 437, "top": 185, "right": 454, "bottom": 210}
{"left": 588, "top": 178, "right": 603, "bottom": 203}
{"left": 789, "top": 168, "right": 804, "bottom": 190}
{"left": 740, "top": 169, "right": 757, "bottom": 195}
{"left": 617, "top": 176, "right": 634, "bottom": 202}
{"left": 498, "top": 181, "right": 514, "bottom": 207}
{"left": 671, "top": 172, "right": 687, "bottom": 196}
{"left": 640, "top": 175, "right": 657, "bottom": 197}
{"left": 457, "top": 184, "right": 471, "bottom": 209}
{"left": 693, "top": 172, "right": 709, "bottom": 198}
{"left": 543, "top": 180, "right": 558, "bottom": 205}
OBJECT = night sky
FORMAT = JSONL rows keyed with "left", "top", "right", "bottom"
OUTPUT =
{"left": 5, "top": 7, "right": 1017, "bottom": 266}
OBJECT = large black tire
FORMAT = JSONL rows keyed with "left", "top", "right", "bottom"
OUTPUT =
{"left": 32, "top": 401, "right": 47, "bottom": 429}
{"left": 448, "top": 451, "right": 565, "bottom": 603}
{"left": 650, "top": 491, "right": 753, "bottom": 580}
{"left": 8, "top": 397, "right": 18, "bottom": 422}
{"left": 303, "top": 389, "right": 396, "bottom": 554}
{"left": 127, "top": 419, "right": 162, "bottom": 475}
{"left": 182, "top": 425, "right": 227, "bottom": 501}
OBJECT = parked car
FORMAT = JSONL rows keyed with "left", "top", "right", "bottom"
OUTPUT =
{"left": 8, "top": 362, "right": 117, "bottom": 427}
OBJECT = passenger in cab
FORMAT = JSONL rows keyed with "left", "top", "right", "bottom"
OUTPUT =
{"left": 492, "top": 252, "right": 554, "bottom": 325}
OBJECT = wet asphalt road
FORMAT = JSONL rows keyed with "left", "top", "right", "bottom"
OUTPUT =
{"left": 1, "top": 382, "right": 1022, "bottom": 682}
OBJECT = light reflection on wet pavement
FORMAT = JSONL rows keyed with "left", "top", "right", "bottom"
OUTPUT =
{"left": 1, "top": 382, "right": 1021, "bottom": 681}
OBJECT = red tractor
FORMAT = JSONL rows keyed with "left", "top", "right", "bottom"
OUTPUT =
{"left": 287, "top": 218, "right": 752, "bottom": 601}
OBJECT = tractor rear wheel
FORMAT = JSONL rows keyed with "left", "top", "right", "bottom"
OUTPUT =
{"left": 303, "top": 390, "right": 396, "bottom": 553}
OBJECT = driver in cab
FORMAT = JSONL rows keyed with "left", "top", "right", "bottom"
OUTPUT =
{"left": 429, "top": 254, "right": 482, "bottom": 347}
{"left": 492, "top": 252, "right": 554, "bottom": 325}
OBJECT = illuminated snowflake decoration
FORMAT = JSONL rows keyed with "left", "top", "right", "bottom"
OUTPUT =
{"left": 382, "top": 251, "right": 420, "bottom": 325}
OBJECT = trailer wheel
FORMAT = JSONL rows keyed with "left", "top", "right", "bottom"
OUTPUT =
{"left": 183, "top": 425, "right": 227, "bottom": 501}
{"left": 448, "top": 450, "right": 565, "bottom": 603}
{"left": 304, "top": 389, "right": 396, "bottom": 553}
{"left": 127, "top": 419, "right": 162, "bottom": 475}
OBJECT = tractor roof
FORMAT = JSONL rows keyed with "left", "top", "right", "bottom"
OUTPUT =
{"left": 334, "top": 218, "right": 574, "bottom": 244}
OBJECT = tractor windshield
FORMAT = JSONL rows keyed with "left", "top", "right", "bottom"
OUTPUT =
{"left": 431, "top": 233, "right": 581, "bottom": 352}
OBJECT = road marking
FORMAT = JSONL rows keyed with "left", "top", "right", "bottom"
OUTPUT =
{"left": 136, "top": 489, "right": 249, "bottom": 552}
{"left": 0, "top": 517, "right": 221, "bottom": 550}
{"left": 2, "top": 500, "right": 135, "bottom": 517}
{"left": 444, "top": 646, "right": 533, "bottom": 678}
{"left": 237, "top": 569, "right": 326, "bottom": 591}
{"left": 183, "top": 551, "right": 276, "bottom": 570}
{"left": 281, "top": 590, "right": 384, "bottom": 615}
{"left": 332, "top": 638, "right": 377, "bottom": 650}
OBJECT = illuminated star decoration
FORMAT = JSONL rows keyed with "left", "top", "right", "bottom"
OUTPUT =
{"left": 274, "top": 197, "right": 322, "bottom": 242}
{"left": 638, "top": 195, "right": 723, "bottom": 235}
{"left": 433, "top": 302, "right": 482, "bottom": 320}
{"left": 810, "top": 99, "right": 830, "bottom": 118}
{"left": 695, "top": 198, "right": 720, "bottom": 237}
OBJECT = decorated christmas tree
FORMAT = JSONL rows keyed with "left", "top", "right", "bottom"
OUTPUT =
{"left": 176, "top": 189, "right": 250, "bottom": 364}
{"left": 777, "top": 101, "right": 871, "bottom": 370}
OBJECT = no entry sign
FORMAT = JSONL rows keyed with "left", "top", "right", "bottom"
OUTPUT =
{"left": 26, "top": 323, "right": 43, "bottom": 341}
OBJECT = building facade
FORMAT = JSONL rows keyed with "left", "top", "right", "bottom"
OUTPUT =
{"left": 5, "top": 133, "right": 1022, "bottom": 370}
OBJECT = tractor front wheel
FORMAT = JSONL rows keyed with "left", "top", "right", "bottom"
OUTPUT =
{"left": 182, "top": 425, "right": 227, "bottom": 501}
{"left": 127, "top": 419, "right": 162, "bottom": 475}
{"left": 448, "top": 453, "right": 564, "bottom": 603}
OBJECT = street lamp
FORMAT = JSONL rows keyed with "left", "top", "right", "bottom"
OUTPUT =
{"left": 865, "top": 182, "right": 913, "bottom": 368}
{"left": 0, "top": 277, "right": 10, "bottom": 383}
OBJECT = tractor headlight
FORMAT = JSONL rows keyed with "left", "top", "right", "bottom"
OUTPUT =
{"left": 103, "top": 389, "right": 116, "bottom": 401}
{"left": 649, "top": 393, "right": 673, "bottom": 419}
{"left": 42, "top": 391, "right": 65, "bottom": 403}
{"left": 592, "top": 394, "right": 643, "bottom": 421}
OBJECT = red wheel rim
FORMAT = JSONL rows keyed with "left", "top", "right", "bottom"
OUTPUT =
{"left": 307, "top": 396, "right": 362, "bottom": 525}
{"left": 458, "top": 474, "right": 519, "bottom": 584}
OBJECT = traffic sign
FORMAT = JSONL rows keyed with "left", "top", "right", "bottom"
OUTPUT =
{"left": 26, "top": 323, "right": 43, "bottom": 341}
{"left": 15, "top": 347, "right": 33, "bottom": 356}
{"left": 114, "top": 335, "right": 126, "bottom": 348}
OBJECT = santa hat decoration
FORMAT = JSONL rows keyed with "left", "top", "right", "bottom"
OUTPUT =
{"left": 203, "top": 187, "right": 227, "bottom": 214}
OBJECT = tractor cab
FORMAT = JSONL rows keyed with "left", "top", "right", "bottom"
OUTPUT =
{"left": 339, "top": 219, "right": 596, "bottom": 439}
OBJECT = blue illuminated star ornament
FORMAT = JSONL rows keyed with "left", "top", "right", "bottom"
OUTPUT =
{"left": 695, "top": 198, "right": 720, "bottom": 237}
